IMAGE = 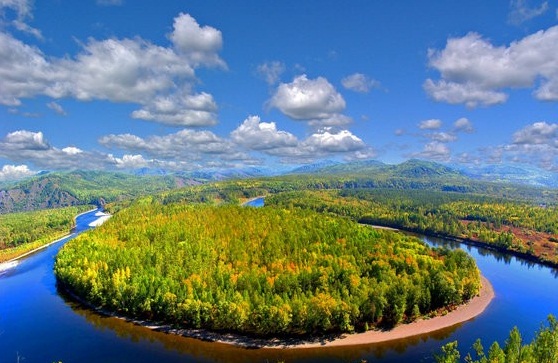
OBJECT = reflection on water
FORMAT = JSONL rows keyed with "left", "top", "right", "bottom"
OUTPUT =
{"left": 60, "top": 284, "right": 466, "bottom": 363}
{"left": 424, "top": 235, "right": 558, "bottom": 277}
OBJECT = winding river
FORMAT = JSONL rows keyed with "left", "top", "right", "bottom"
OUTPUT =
{"left": 1, "top": 206, "right": 557, "bottom": 362}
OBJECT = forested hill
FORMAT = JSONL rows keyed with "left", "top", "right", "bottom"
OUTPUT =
{"left": 0, "top": 171, "right": 195, "bottom": 214}
{"left": 292, "top": 159, "right": 468, "bottom": 180}
{"left": 291, "top": 159, "right": 558, "bottom": 188}
{"left": 2, "top": 160, "right": 556, "bottom": 214}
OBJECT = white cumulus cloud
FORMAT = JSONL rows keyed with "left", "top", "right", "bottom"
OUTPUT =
{"left": 425, "top": 26, "right": 558, "bottom": 106}
{"left": 169, "top": 12, "right": 225, "bottom": 68}
{"left": 0, "top": 13, "right": 225, "bottom": 126}
{"left": 230, "top": 115, "right": 298, "bottom": 150}
{"left": 419, "top": 119, "right": 442, "bottom": 130}
{"left": 512, "top": 121, "right": 558, "bottom": 146}
{"left": 99, "top": 129, "right": 237, "bottom": 161}
{"left": 3, "top": 130, "right": 49, "bottom": 150}
{"left": 426, "top": 132, "right": 457, "bottom": 143}
{"left": 109, "top": 154, "right": 149, "bottom": 169}
{"left": 0, "top": 130, "right": 108, "bottom": 169}
{"left": 0, "top": 164, "right": 36, "bottom": 181}
{"left": 131, "top": 91, "right": 218, "bottom": 127}
{"left": 341, "top": 73, "right": 380, "bottom": 93}
{"left": 303, "top": 129, "right": 366, "bottom": 153}
{"left": 62, "top": 146, "right": 83, "bottom": 155}
{"left": 453, "top": 117, "right": 475, "bottom": 133}
{"left": 268, "top": 74, "right": 346, "bottom": 120}
{"left": 412, "top": 141, "right": 451, "bottom": 162}
{"left": 423, "top": 79, "right": 508, "bottom": 107}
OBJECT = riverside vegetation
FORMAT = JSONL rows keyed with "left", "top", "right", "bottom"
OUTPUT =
{"left": 265, "top": 189, "right": 558, "bottom": 266}
{"left": 435, "top": 315, "right": 558, "bottom": 363}
{"left": 55, "top": 201, "right": 481, "bottom": 336}
{"left": 0, "top": 205, "right": 90, "bottom": 263}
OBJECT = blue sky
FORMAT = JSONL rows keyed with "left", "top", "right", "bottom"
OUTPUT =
{"left": 0, "top": 0, "right": 557, "bottom": 180}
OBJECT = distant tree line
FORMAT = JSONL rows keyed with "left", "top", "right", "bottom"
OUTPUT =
{"left": 265, "top": 189, "right": 558, "bottom": 266}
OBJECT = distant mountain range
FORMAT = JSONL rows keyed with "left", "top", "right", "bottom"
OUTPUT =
{"left": 290, "top": 159, "right": 558, "bottom": 188}
{"left": 0, "top": 159, "right": 555, "bottom": 214}
{"left": 455, "top": 164, "right": 558, "bottom": 188}
{"left": 289, "top": 159, "right": 465, "bottom": 180}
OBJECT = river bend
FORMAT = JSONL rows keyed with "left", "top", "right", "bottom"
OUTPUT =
{"left": 1, "top": 207, "right": 557, "bottom": 362}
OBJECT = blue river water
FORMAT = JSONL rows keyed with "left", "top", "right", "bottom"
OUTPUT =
{"left": 0, "top": 204, "right": 557, "bottom": 362}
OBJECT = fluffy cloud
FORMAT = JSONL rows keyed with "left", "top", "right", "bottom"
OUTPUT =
{"left": 303, "top": 129, "right": 366, "bottom": 153}
{"left": 0, "top": 130, "right": 107, "bottom": 169}
{"left": 230, "top": 116, "right": 297, "bottom": 150}
{"left": 423, "top": 79, "right": 508, "bottom": 107}
{"left": 512, "top": 121, "right": 558, "bottom": 146}
{"left": 261, "top": 128, "right": 368, "bottom": 163}
{"left": 62, "top": 146, "right": 83, "bottom": 155}
{"left": 453, "top": 117, "right": 475, "bottom": 133}
{"left": 0, "top": 33, "right": 52, "bottom": 106}
{"left": 169, "top": 12, "right": 225, "bottom": 68}
{"left": 468, "top": 122, "right": 558, "bottom": 170}
{"left": 508, "top": 0, "right": 548, "bottom": 25}
{"left": 308, "top": 114, "right": 353, "bottom": 128}
{"left": 268, "top": 75, "right": 346, "bottom": 120}
{"left": 419, "top": 119, "right": 442, "bottom": 130}
{"left": 0, "top": 0, "right": 42, "bottom": 38}
{"left": 412, "top": 141, "right": 451, "bottom": 162}
{"left": 256, "top": 61, "right": 285, "bottom": 85}
{"left": 131, "top": 91, "right": 218, "bottom": 126}
{"left": 341, "top": 73, "right": 380, "bottom": 93}
{"left": 99, "top": 129, "right": 237, "bottom": 160}
{"left": 0, "top": 13, "right": 225, "bottom": 126}
{"left": 427, "top": 132, "right": 457, "bottom": 143}
{"left": 0, "top": 164, "right": 36, "bottom": 181}
{"left": 53, "top": 37, "right": 195, "bottom": 103}
{"left": 2, "top": 130, "right": 50, "bottom": 150}
{"left": 108, "top": 154, "right": 149, "bottom": 169}
{"left": 99, "top": 116, "right": 373, "bottom": 166}
{"left": 425, "top": 26, "right": 558, "bottom": 106}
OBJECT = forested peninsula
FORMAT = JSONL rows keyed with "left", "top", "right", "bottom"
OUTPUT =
{"left": 55, "top": 202, "right": 481, "bottom": 337}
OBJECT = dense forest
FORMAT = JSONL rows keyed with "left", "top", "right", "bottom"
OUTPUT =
{"left": 435, "top": 315, "right": 558, "bottom": 363}
{"left": 265, "top": 189, "right": 558, "bottom": 266}
{"left": 55, "top": 202, "right": 480, "bottom": 336}
{"left": 0, "top": 205, "right": 91, "bottom": 262}
{"left": 0, "top": 170, "right": 196, "bottom": 214}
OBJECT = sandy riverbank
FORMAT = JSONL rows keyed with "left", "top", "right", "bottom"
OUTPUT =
{"left": 140, "top": 275, "right": 494, "bottom": 349}
{"left": 277, "top": 275, "right": 494, "bottom": 348}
